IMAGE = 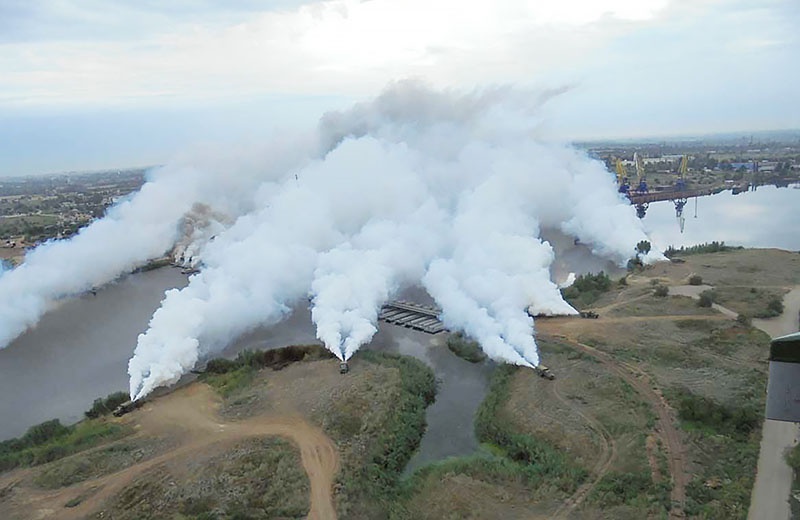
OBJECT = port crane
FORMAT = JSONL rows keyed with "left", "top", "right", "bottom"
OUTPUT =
{"left": 673, "top": 155, "right": 689, "bottom": 230}
{"left": 675, "top": 155, "right": 688, "bottom": 191}
{"left": 632, "top": 152, "right": 649, "bottom": 218}
{"left": 615, "top": 158, "right": 630, "bottom": 195}
{"left": 633, "top": 152, "right": 648, "bottom": 194}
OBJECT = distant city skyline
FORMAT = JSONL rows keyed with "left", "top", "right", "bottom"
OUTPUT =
{"left": 1, "top": 0, "right": 798, "bottom": 176}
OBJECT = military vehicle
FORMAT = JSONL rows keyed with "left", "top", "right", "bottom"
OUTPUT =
{"left": 339, "top": 361, "right": 350, "bottom": 374}
{"left": 112, "top": 399, "right": 143, "bottom": 417}
{"left": 579, "top": 310, "right": 599, "bottom": 319}
{"left": 534, "top": 365, "right": 555, "bottom": 380}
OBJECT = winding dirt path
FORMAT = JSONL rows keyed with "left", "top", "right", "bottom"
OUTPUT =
{"left": 1, "top": 384, "right": 340, "bottom": 520}
{"left": 549, "top": 363, "right": 617, "bottom": 519}
{"left": 538, "top": 319, "right": 689, "bottom": 519}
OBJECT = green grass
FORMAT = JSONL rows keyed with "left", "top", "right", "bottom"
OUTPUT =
{"left": 201, "top": 344, "right": 336, "bottom": 398}
{"left": 711, "top": 286, "right": 787, "bottom": 318}
{"left": 664, "top": 241, "right": 742, "bottom": 258}
{"left": 391, "top": 365, "right": 591, "bottom": 519}
{"left": 561, "top": 271, "right": 612, "bottom": 309}
{"left": 589, "top": 471, "right": 670, "bottom": 511}
{"left": 446, "top": 332, "right": 487, "bottom": 363}
{"left": 0, "top": 418, "right": 131, "bottom": 473}
{"left": 85, "top": 391, "right": 129, "bottom": 419}
{"left": 202, "top": 365, "right": 255, "bottom": 397}
{"left": 97, "top": 437, "right": 309, "bottom": 520}
{"left": 474, "top": 365, "right": 588, "bottom": 493}
{"left": 667, "top": 386, "right": 764, "bottom": 519}
{"left": 336, "top": 350, "right": 437, "bottom": 518}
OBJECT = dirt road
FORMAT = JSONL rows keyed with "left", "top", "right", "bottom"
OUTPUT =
{"left": 539, "top": 315, "right": 690, "bottom": 519}
{"left": 1, "top": 384, "right": 340, "bottom": 520}
{"left": 748, "top": 287, "right": 800, "bottom": 520}
{"left": 549, "top": 363, "right": 617, "bottom": 519}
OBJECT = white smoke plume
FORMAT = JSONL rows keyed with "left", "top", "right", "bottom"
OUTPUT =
{"left": 0, "top": 82, "right": 664, "bottom": 400}
{"left": 0, "top": 168, "right": 202, "bottom": 348}
{"left": 127, "top": 83, "right": 663, "bottom": 399}
{"left": 0, "top": 135, "right": 318, "bottom": 350}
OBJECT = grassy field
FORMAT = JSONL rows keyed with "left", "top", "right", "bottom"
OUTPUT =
{"left": 446, "top": 332, "right": 487, "bottom": 363}
{"left": 0, "top": 418, "right": 131, "bottom": 473}
{"left": 93, "top": 437, "right": 310, "bottom": 519}
{"left": 208, "top": 346, "right": 437, "bottom": 520}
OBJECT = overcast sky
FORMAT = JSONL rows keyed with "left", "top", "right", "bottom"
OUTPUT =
{"left": 1, "top": 0, "right": 798, "bottom": 176}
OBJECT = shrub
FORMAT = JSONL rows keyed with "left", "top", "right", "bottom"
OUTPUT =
{"left": 0, "top": 419, "right": 128, "bottom": 472}
{"left": 786, "top": 444, "right": 800, "bottom": 471}
{"left": 698, "top": 290, "right": 715, "bottom": 308}
{"left": 561, "top": 272, "right": 612, "bottom": 308}
{"left": 674, "top": 388, "right": 760, "bottom": 437}
{"left": 21, "top": 419, "right": 70, "bottom": 446}
{"left": 446, "top": 332, "right": 487, "bottom": 363}
{"left": 337, "top": 351, "right": 436, "bottom": 516}
{"left": 627, "top": 256, "right": 643, "bottom": 271}
{"left": 205, "top": 358, "right": 241, "bottom": 374}
{"left": 766, "top": 297, "right": 784, "bottom": 316}
{"left": 474, "top": 366, "right": 587, "bottom": 494}
{"left": 664, "top": 241, "right": 741, "bottom": 258}
{"left": 653, "top": 285, "right": 669, "bottom": 297}
{"left": 85, "top": 391, "right": 129, "bottom": 419}
{"left": 736, "top": 314, "right": 752, "bottom": 327}
{"left": 204, "top": 345, "right": 335, "bottom": 374}
{"left": 688, "top": 275, "right": 703, "bottom": 285}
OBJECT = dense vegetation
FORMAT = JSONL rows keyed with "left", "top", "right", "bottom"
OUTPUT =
{"left": 446, "top": 332, "right": 487, "bottom": 363}
{"left": 589, "top": 471, "right": 670, "bottom": 510}
{"left": 688, "top": 274, "right": 704, "bottom": 285}
{"left": 674, "top": 389, "right": 760, "bottom": 437}
{"left": 474, "top": 366, "right": 587, "bottom": 492}
{"left": 202, "top": 345, "right": 335, "bottom": 397}
{"left": 391, "top": 365, "right": 588, "bottom": 519}
{"left": 561, "top": 271, "right": 612, "bottom": 309}
{"left": 698, "top": 289, "right": 715, "bottom": 308}
{"left": 664, "top": 241, "right": 742, "bottom": 258}
{"left": 671, "top": 386, "right": 764, "bottom": 519}
{"left": 85, "top": 391, "right": 129, "bottom": 419}
{"left": 338, "top": 350, "right": 436, "bottom": 518}
{"left": 0, "top": 418, "right": 129, "bottom": 472}
{"left": 761, "top": 296, "right": 785, "bottom": 318}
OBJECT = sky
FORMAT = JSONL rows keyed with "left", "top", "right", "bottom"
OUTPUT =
{"left": 0, "top": 0, "right": 798, "bottom": 176}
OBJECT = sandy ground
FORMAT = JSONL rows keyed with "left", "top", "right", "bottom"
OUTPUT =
{"left": 0, "top": 383, "right": 340, "bottom": 520}
{"left": 748, "top": 287, "right": 800, "bottom": 520}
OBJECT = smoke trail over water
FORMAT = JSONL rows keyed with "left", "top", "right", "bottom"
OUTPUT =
{"left": 0, "top": 83, "right": 664, "bottom": 400}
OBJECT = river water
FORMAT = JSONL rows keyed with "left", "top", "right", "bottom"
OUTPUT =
{"left": 643, "top": 184, "right": 800, "bottom": 252}
{"left": 1, "top": 184, "right": 798, "bottom": 456}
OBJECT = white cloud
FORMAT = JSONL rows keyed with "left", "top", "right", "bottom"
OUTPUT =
{"left": 0, "top": 0, "right": 797, "bottom": 174}
{"left": 0, "top": 0, "right": 673, "bottom": 107}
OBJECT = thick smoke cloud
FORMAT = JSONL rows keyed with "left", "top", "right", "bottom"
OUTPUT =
{"left": 0, "top": 169, "right": 201, "bottom": 347}
{"left": 0, "top": 83, "right": 664, "bottom": 400}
